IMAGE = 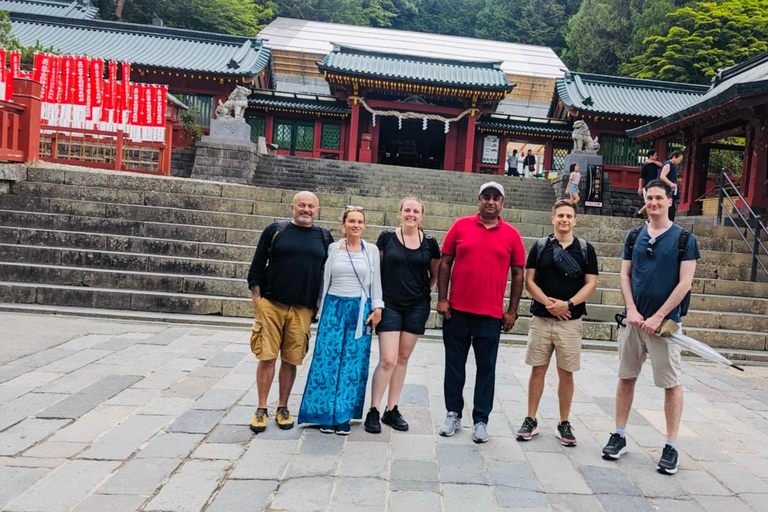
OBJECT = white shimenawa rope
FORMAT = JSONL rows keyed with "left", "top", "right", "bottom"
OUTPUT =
{"left": 357, "top": 98, "right": 473, "bottom": 133}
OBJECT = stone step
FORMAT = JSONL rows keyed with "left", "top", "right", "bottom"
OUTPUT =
{"left": 2, "top": 281, "right": 765, "bottom": 350}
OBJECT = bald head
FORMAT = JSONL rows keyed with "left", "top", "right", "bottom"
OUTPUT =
{"left": 290, "top": 191, "right": 319, "bottom": 227}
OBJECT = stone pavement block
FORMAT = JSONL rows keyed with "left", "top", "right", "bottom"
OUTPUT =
{"left": 230, "top": 439, "right": 298, "bottom": 480}
{"left": 0, "top": 418, "right": 69, "bottom": 456}
{"left": 649, "top": 498, "right": 706, "bottom": 512}
{"left": 192, "top": 388, "right": 243, "bottom": 410}
{"left": 391, "top": 433, "right": 435, "bottom": 461}
{"left": 97, "top": 345, "right": 162, "bottom": 366}
{"left": 527, "top": 452, "right": 592, "bottom": 494}
{"left": 597, "top": 494, "right": 654, "bottom": 512}
{"left": 221, "top": 405, "right": 252, "bottom": 425}
{"left": 547, "top": 493, "right": 607, "bottom": 512}
{"left": 487, "top": 461, "right": 540, "bottom": 490}
{"left": 437, "top": 443, "right": 488, "bottom": 484}
{"left": 37, "top": 365, "right": 112, "bottom": 395}
{"left": 56, "top": 335, "right": 114, "bottom": 351}
{"left": 72, "top": 494, "right": 147, "bottom": 512}
{"left": 6, "top": 350, "right": 77, "bottom": 370}
{"left": 674, "top": 470, "right": 731, "bottom": 496}
{"left": 284, "top": 453, "right": 338, "bottom": 478}
{"left": 38, "top": 349, "right": 112, "bottom": 374}
{"left": 400, "top": 384, "right": 430, "bottom": 407}
{"left": 495, "top": 487, "right": 549, "bottom": 509}
{"left": 145, "top": 459, "right": 230, "bottom": 512}
{"left": 131, "top": 370, "right": 187, "bottom": 390}
{"left": 161, "top": 376, "right": 218, "bottom": 400}
{"left": 212, "top": 371, "right": 255, "bottom": 390}
{"left": 79, "top": 414, "right": 172, "bottom": 460}
{"left": 694, "top": 496, "right": 752, "bottom": 512}
{"left": 739, "top": 493, "right": 768, "bottom": 512}
{"left": 699, "top": 461, "right": 768, "bottom": 493}
{"left": 0, "top": 386, "right": 33, "bottom": 403}
{"left": 5, "top": 459, "right": 120, "bottom": 512}
{"left": 300, "top": 430, "right": 346, "bottom": 455}
{"left": 206, "top": 479, "right": 277, "bottom": 512}
{"left": 136, "top": 433, "right": 204, "bottom": 459}
{"left": 617, "top": 455, "right": 688, "bottom": 499}
{"left": 169, "top": 409, "right": 225, "bottom": 434}
{"left": 92, "top": 337, "right": 139, "bottom": 351}
{"left": 24, "top": 441, "right": 87, "bottom": 458}
{"left": 37, "top": 375, "right": 142, "bottom": 419}
{"left": 443, "top": 483, "right": 495, "bottom": 512}
{"left": 726, "top": 452, "right": 768, "bottom": 479}
{"left": 580, "top": 465, "right": 641, "bottom": 495}
{"left": 4, "top": 372, "right": 63, "bottom": 389}
{"left": 5, "top": 457, "right": 66, "bottom": 469}
{"left": 161, "top": 357, "right": 205, "bottom": 372}
{"left": 207, "top": 425, "right": 253, "bottom": 444}
{"left": 388, "top": 491, "right": 441, "bottom": 512}
{"left": 137, "top": 396, "right": 194, "bottom": 416}
{"left": 49, "top": 405, "right": 134, "bottom": 443}
{"left": 205, "top": 351, "right": 247, "bottom": 368}
{"left": 679, "top": 438, "right": 731, "bottom": 462}
{"left": 97, "top": 457, "right": 182, "bottom": 496}
{"left": 0, "top": 466, "right": 49, "bottom": 508}
{"left": 139, "top": 329, "right": 190, "bottom": 346}
{"left": 339, "top": 441, "right": 388, "bottom": 478}
{"left": 0, "top": 367, "right": 31, "bottom": 385}
{"left": 0, "top": 393, "right": 70, "bottom": 432}
{"left": 270, "top": 476, "right": 333, "bottom": 512}
{"left": 104, "top": 388, "right": 159, "bottom": 406}
{"left": 257, "top": 422, "right": 304, "bottom": 440}
{"left": 347, "top": 421, "right": 392, "bottom": 442}
{"left": 330, "top": 477, "right": 387, "bottom": 512}
{"left": 191, "top": 443, "right": 244, "bottom": 460}
{"left": 480, "top": 436, "right": 527, "bottom": 462}
{"left": 390, "top": 460, "right": 438, "bottom": 492}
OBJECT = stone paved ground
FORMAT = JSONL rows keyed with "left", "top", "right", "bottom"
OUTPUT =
{"left": 2, "top": 313, "right": 768, "bottom": 511}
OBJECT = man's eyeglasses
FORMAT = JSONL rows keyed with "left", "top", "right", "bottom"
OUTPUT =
{"left": 646, "top": 237, "right": 657, "bottom": 258}
{"left": 345, "top": 205, "right": 365, "bottom": 211}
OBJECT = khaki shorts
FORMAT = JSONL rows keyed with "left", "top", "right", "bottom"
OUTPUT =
{"left": 525, "top": 316, "right": 583, "bottom": 372}
{"left": 617, "top": 324, "right": 682, "bottom": 388}
{"left": 250, "top": 298, "right": 312, "bottom": 366}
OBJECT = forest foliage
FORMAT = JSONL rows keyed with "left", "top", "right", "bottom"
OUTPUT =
{"left": 66, "top": 0, "right": 768, "bottom": 84}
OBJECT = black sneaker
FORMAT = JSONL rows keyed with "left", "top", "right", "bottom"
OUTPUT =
{"left": 335, "top": 421, "right": 351, "bottom": 435}
{"left": 516, "top": 416, "right": 538, "bottom": 441}
{"left": 657, "top": 444, "right": 679, "bottom": 475}
{"left": 364, "top": 408, "right": 381, "bottom": 434}
{"left": 602, "top": 433, "right": 627, "bottom": 460}
{"left": 556, "top": 421, "right": 577, "bottom": 447}
{"left": 382, "top": 406, "right": 409, "bottom": 431}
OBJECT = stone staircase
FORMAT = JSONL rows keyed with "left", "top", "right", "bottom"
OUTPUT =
{"left": 252, "top": 155, "right": 557, "bottom": 210}
{"left": 1, "top": 165, "right": 767, "bottom": 361}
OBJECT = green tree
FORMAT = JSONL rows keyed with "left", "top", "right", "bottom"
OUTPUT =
{"left": 562, "top": 0, "right": 643, "bottom": 75}
{"left": 474, "top": 0, "right": 526, "bottom": 42}
{"left": 627, "top": 0, "right": 687, "bottom": 58}
{"left": 516, "top": 0, "right": 568, "bottom": 53}
{"left": 1, "top": 10, "right": 56, "bottom": 66}
{"left": 274, "top": 0, "right": 400, "bottom": 27}
{"left": 623, "top": 0, "right": 768, "bottom": 83}
{"left": 402, "top": 0, "right": 484, "bottom": 37}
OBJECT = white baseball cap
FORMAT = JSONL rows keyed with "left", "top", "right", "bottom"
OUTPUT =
{"left": 479, "top": 181, "right": 505, "bottom": 198}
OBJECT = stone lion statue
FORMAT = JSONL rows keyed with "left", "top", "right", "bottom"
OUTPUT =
{"left": 572, "top": 120, "right": 600, "bottom": 153}
{"left": 215, "top": 86, "right": 250, "bottom": 120}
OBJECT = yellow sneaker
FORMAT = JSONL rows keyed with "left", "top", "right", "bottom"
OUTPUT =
{"left": 250, "top": 408, "right": 268, "bottom": 433}
{"left": 275, "top": 407, "right": 295, "bottom": 430}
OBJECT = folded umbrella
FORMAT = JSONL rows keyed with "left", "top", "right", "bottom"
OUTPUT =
{"left": 615, "top": 314, "right": 744, "bottom": 371}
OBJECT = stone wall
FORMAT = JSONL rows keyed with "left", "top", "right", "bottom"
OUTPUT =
{"left": 610, "top": 187, "right": 645, "bottom": 218}
{"left": 552, "top": 175, "right": 647, "bottom": 217}
{"left": 171, "top": 148, "right": 196, "bottom": 178}
{"left": 0, "top": 163, "right": 28, "bottom": 195}
{"left": 190, "top": 140, "right": 260, "bottom": 184}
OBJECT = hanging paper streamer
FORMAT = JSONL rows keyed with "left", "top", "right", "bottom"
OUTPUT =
{"left": 398, "top": 115, "right": 402, "bottom": 130}
{"left": 444, "top": 120, "right": 450, "bottom": 134}
{"left": 372, "top": 112, "right": 376, "bottom": 127}
{"left": 422, "top": 116, "right": 427, "bottom": 131}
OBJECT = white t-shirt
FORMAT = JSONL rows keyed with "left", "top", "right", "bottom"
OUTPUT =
{"left": 328, "top": 250, "right": 369, "bottom": 297}
{"left": 570, "top": 171, "right": 581, "bottom": 185}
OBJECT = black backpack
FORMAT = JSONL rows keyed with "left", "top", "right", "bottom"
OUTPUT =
{"left": 626, "top": 226, "right": 692, "bottom": 316}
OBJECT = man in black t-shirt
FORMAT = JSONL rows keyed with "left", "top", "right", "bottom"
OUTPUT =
{"left": 636, "top": 148, "right": 663, "bottom": 217}
{"left": 246, "top": 191, "right": 332, "bottom": 434}
{"left": 516, "top": 200, "right": 598, "bottom": 447}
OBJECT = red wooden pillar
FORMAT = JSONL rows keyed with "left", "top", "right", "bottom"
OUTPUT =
{"left": 680, "top": 135, "right": 706, "bottom": 213}
{"left": 463, "top": 113, "right": 476, "bottom": 173}
{"left": 744, "top": 117, "right": 768, "bottom": 207}
{"left": 312, "top": 118, "right": 323, "bottom": 158}
{"left": 162, "top": 118, "right": 173, "bottom": 175}
{"left": 12, "top": 78, "right": 41, "bottom": 164}
{"left": 543, "top": 141, "right": 553, "bottom": 174}
{"left": 443, "top": 125, "right": 458, "bottom": 171}
{"left": 655, "top": 138, "right": 667, "bottom": 161}
{"left": 265, "top": 114, "right": 274, "bottom": 144}
{"left": 347, "top": 102, "right": 360, "bottom": 162}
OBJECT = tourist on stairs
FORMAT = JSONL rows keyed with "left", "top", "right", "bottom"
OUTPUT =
{"left": 365, "top": 198, "right": 441, "bottom": 434}
{"left": 298, "top": 207, "right": 384, "bottom": 435}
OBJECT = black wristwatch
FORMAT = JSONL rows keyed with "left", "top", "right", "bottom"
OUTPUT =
{"left": 567, "top": 300, "right": 574, "bottom": 311}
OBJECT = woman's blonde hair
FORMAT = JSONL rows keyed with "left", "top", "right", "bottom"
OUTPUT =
{"left": 399, "top": 197, "right": 425, "bottom": 232}
{"left": 341, "top": 207, "right": 366, "bottom": 224}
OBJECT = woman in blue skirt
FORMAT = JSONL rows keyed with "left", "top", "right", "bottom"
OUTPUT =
{"left": 298, "top": 207, "right": 384, "bottom": 434}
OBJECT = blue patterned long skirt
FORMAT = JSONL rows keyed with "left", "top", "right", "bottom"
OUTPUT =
{"left": 298, "top": 295, "right": 372, "bottom": 426}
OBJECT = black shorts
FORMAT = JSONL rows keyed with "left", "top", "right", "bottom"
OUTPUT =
{"left": 377, "top": 299, "right": 431, "bottom": 335}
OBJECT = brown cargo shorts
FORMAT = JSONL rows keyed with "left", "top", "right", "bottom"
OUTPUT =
{"left": 617, "top": 324, "right": 682, "bottom": 388}
{"left": 525, "top": 316, "right": 583, "bottom": 372}
{"left": 250, "top": 298, "right": 312, "bottom": 366}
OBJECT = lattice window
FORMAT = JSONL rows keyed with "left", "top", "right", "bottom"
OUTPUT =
{"left": 172, "top": 92, "right": 212, "bottom": 128}
{"left": 246, "top": 116, "right": 265, "bottom": 142}
{"left": 551, "top": 147, "right": 569, "bottom": 172}
{"left": 667, "top": 141, "right": 686, "bottom": 156}
{"left": 295, "top": 122, "right": 314, "bottom": 151}
{"left": 601, "top": 135, "right": 652, "bottom": 167}
{"left": 321, "top": 122, "right": 341, "bottom": 149}
{"left": 274, "top": 120, "right": 293, "bottom": 149}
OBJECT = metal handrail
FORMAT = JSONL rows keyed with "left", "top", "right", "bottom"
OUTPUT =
{"left": 717, "top": 168, "right": 767, "bottom": 281}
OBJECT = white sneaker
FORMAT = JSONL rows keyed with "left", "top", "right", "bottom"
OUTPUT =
{"left": 438, "top": 411, "right": 461, "bottom": 437}
{"left": 473, "top": 422, "right": 489, "bottom": 443}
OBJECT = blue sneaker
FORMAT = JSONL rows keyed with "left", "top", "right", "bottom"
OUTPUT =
{"left": 335, "top": 421, "right": 351, "bottom": 435}
{"left": 320, "top": 425, "right": 334, "bottom": 434}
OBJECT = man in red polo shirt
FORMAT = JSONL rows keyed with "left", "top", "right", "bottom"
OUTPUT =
{"left": 437, "top": 182, "right": 526, "bottom": 443}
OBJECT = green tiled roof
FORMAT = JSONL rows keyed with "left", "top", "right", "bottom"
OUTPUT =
{"left": 629, "top": 51, "right": 768, "bottom": 139}
{"left": 317, "top": 44, "right": 513, "bottom": 91}
{"left": 0, "top": 0, "right": 98, "bottom": 19}
{"left": 249, "top": 90, "right": 350, "bottom": 114}
{"left": 478, "top": 115, "right": 571, "bottom": 138}
{"left": 9, "top": 13, "right": 270, "bottom": 76}
{"left": 551, "top": 71, "right": 708, "bottom": 119}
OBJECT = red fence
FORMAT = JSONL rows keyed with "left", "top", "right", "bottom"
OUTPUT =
{"left": 0, "top": 98, "right": 24, "bottom": 162}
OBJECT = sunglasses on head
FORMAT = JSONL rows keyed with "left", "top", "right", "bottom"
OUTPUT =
{"left": 345, "top": 205, "right": 365, "bottom": 211}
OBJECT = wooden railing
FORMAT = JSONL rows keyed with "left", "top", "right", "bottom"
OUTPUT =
{"left": 0, "top": 99, "right": 26, "bottom": 162}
